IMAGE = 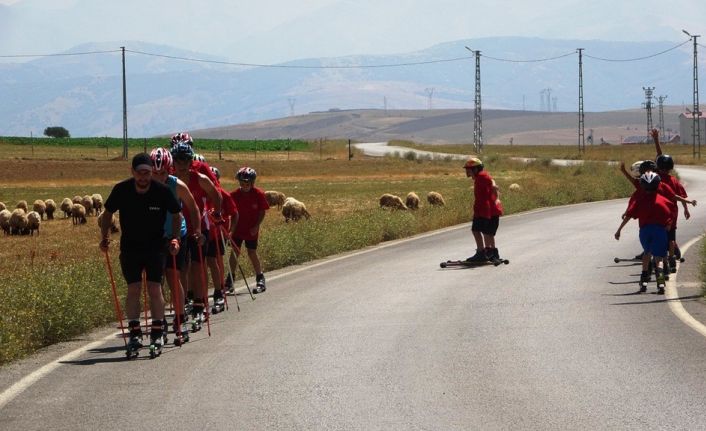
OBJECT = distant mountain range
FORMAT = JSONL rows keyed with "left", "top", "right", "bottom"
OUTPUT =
{"left": 0, "top": 37, "right": 697, "bottom": 138}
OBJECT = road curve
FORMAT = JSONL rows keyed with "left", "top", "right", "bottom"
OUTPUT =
{"left": 1, "top": 167, "right": 706, "bottom": 430}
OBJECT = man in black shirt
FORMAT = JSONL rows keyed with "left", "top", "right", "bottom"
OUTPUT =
{"left": 100, "top": 153, "right": 182, "bottom": 356}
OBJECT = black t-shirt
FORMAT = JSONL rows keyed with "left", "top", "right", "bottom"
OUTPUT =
{"left": 104, "top": 178, "right": 181, "bottom": 252}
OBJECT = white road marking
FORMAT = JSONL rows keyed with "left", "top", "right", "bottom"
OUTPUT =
{"left": 666, "top": 235, "right": 706, "bottom": 337}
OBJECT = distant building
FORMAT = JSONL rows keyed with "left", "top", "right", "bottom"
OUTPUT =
{"left": 622, "top": 135, "right": 651, "bottom": 144}
{"left": 679, "top": 112, "right": 706, "bottom": 145}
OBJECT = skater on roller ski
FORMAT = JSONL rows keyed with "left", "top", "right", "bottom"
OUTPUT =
{"left": 614, "top": 172, "right": 673, "bottom": 294}
{"left": 150, "top": 147, "right": 203, "bottom": 344}
{"left": 229, "top": 167, "right": 269, "bottom": 293}
{"left": 170, "top": 142, "right": 223, "bottom": 332}
{"left": 169, "top": 132, "right": 220, "bottom": 186}
{"left": 100, "top": 153, "right": 182, "bottom": 358}
{"left": 463, "top": 157, "right": 504, "bottom": 264}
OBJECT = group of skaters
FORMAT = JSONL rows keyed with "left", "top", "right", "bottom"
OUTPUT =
{"left": 614, "top": 129, "right": 697, "bottom": 294}
{"left": 98, "top": 132, "right": 270, "bottom": 358}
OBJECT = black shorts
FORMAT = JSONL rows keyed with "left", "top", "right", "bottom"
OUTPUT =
{"left": 164, "top": 237, "right": 187, "bottom": 271}
{"left": 120, "top": 249, "right": 165, "bottom": 284}
{"left": 232, "top": 237, "right": 258, "bottom": 250}
{"left": 668, "top": 226, "right": 676, "bottom": 242}
{"left": 472, "top": 216, "right": 500, "bottom": 236}
{"left": 204, "top": 236, "right": 225, "bottom": 258}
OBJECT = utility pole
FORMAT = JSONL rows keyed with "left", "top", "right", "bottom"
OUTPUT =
{"left": 522, "top": 94, "right": 526, "bottom": 111}
{"left": 552, "top": 97, "right": 558, "bottom": 112}
{"left": 539, "top": 89, "right": 546, "bottom": 111}
{"left": 465, "top": 48, "right": 483, "bottom": 153}
{"left": 383, "top": 96, "right": 388, "bottom": 114}
{"left": 642, "top": 86, "right": 655, "bottom": 140}
{"left": 545, "top": 88, "right": 552, "bottom": 112}
{"left": 425, "top": 87, "right": 434, "bottom": 110}
{"left": 657, "top": 95, "right": 668, "bottom": 141}
{"left": 288, "top": 97, "right": 296, "bottom": 117}
{"left": 577, "top": 48, "right": 585, "bottom": 152}
{"left": 121, "top": 46, "right": 128, "bottom": 160}
{"left": 683, "top": 30, "right": 701, "bottom": 159}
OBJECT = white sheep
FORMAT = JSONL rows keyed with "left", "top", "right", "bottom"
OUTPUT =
{"left": 27, "top": 211, "right": 41, "bottom": 235}
{"left": 282, "top": 197, "right": 311, "bottom": 222}
{"left": 72, "top": 195, "right": 82, "bottom": 204}
{"left": 45, "top": 199, "right": 57, "bottom": 220}
{"left": 33, "top": 199, "right": 46, "bottom": 220}
{"left": 426, "top": 191, "right": 446, "bottom": 207}
{"left": 265, "top": 191, "right": 286, "bottom": 209}
{"left": 81, "top": 195, "right": 94, "bottom": 216}
{"left": 92, "top": 194, "right": 104, "bottom": 216}
{"left": 405, "top": 192, "right": 420, "bottom": 210}
{"left": 60, "top": 198, "right": 73, "bottom": 218}
{"left": 379, "top": 193, "right": 407, "bottom": 210}
{"left": 71, "top": 203, "right": 87, "bottom": 225}
{"left": 16, "top": 200, "right": 28, "bottom": 213}
{"left": 9, "top": 208, "right": 28, "bottom": 235}
{"left": 509, "top": 183, "right": 521, "bottom": 192}
{"left": 0, "top": 209, "right": 11, "bottom": 235}
{"left": 98, "top": 211, "right": 119, "bottom": 233}
{"left": 0, "top": 202, "right": 5, "bottom": 212}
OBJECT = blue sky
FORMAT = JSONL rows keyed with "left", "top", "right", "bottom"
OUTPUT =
{"left": 1, "top": 0, "right": 705, "bottom": 64}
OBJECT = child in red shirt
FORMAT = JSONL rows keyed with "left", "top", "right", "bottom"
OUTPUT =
{"left": 464, "top": 158, "right": 504, "bottom": 263}
{"left": 229, "top": 167, "right": 270, "bottom": 293}
{"left": 615, "top": 172, "right": 673, "bottom": 294}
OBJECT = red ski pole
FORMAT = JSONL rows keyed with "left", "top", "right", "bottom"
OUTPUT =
{"left": 207, "top": 213, "right": 229, "bottom": 312}
{"left": 219, "top": 227, "right": 240, "bottom": 311}
{"left": 142, "top": 270, "right": 150, "bottom": 333}
{"left": 103, "top": 250, "right": 127, "bottom": 348}
{"left": 171, "top": 253, "right": 183, "bottom": 346}
{"left": 196, "top": 240, "right": 212, "bottom": 337}
{"left": 221, "top": 226, "right": 255, "bottom": 301}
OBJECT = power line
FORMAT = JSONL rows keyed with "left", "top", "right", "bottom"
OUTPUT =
{"left": 0, "top": 49, "right": 120, "bottom": 58}
{"left": 583, "top": 40, "right": 690, "bottom": 62}
{"left": 481, "top": 51, "right": 576, "bottom": 63}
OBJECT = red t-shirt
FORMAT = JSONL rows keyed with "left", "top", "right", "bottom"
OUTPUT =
{"left": 230, "top": 186, "right": 269, "bottom": 240}
{"left": 625, "top": 191, "right": 673, "bottom": 228}
{"left": 219, "top": 188, "right": 238, "bottom": 232}
{"left": 658, "top": 173, "right": 686, "bottom": 228}
{"left": 473, "top": 171, "right": 503, "bottom": 218}
{"left": 192, "top": 160, "right": 219, "bottom": 187}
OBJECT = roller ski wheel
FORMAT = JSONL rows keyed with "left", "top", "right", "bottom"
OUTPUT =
{"left": 639, "top": 272, "right": 649, "bottom": 293}
{"left": 148, "top": 341, "right": 163, "bottom": 359}
{"left": 191, "top": 313, "right": 204, "bottom": 332}
{"left": 253, "top": 279, "right": 266, "bottom": 294}
{"left": 212, "top": 294, "right": 225, "bottom": 314}
{"left": 125, "top": 336, "right": 142, "bottom": 360}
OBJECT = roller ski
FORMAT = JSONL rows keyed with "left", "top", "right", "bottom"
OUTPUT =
{"left": 125, "top": 321, "right": 143, "bottom": 360}
{"left": 190, "top": 303, "right": 206, "bottom": 332}
{"left": 638, "top": 271, "right": 649, "bottom": 293}
{"left": 211, "top": 290, "right": 226, "bottom": 314}
{"left": 252, "top": 274, "right": 266, "bottom": 294}
{"left": 225, "top": 274, "right": 235, "bottom": 295}
{"left": 148, "top": 320, "right": 165, "bottom": 359}
{"left": 440, "top": 248, "right": 508, "bottom": 268}
{"left": 656, "top": 272, "right": 666, "bottom": 295}
{"left": 172, "top": 315, "right": 190, "bottom": 346}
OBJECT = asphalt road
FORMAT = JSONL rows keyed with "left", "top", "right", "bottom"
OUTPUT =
{"left": 1, "top": 167, "right": 705, "bottom": 430}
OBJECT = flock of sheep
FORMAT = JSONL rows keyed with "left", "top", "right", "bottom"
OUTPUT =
{"left": 0, "top": 194, "right": 109, "bottom": 236}
{"left": 264, "top": 191, "right": 311, "bottom": 222}
{"left": 379, "top": 191, "right": 446, "bottom": 211}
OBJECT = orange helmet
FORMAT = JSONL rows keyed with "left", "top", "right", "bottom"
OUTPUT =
{"left": 464, "top": 158, "right": 483, "bottom": 169}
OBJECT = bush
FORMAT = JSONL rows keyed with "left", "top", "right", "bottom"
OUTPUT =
{"left": 44, "top": 127, "right": 70, "bottom": 139}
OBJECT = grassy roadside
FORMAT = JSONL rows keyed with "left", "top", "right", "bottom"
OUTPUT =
{"left": 0, "top": 146, "right": 633, "bottom": 365}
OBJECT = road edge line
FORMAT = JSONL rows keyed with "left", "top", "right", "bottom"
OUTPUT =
{"left": 666, "top": 234, "right": 706, "bottom": 337}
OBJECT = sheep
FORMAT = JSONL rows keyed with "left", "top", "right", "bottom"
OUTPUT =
{"left": 0, "top": 209, "right": 11, "bottom": 235}
{"left": 282, "top": 197, "right": 311, "bottom": 222}
{"left": 9, "top": 208, "right": 28, "bottom": 235}
{"left": 26, "top": 211, "right": 41, "bottom": 235}
{"left": 45, "top": 199, "right": 57, "bottom": 220}
{"left": 509, "top": 183, "right": 521, "bottom": 192}
{"left": 81, "top": 195, "right": 94, "bottom": 216}
{"left": 16, "top": 200, "right": 28, "bottom": 213}
{"left": 98, "top": 211, "right": 119, "bottom": 233}
{"left": 60, "top": 198, "right": 73, "bottom": 218}
{"left": 379, "top": 193, "right": 407, "bottom": 210}
{"left": 71, "top": 203, "right": 87, "bottom": 225}
{"left": 405, "top": 192, "right": 420, "bottom": 210}
{"left": 426, "top": 191, "right": 446, "bottom": 207}
{"left": 0, "top": 202, "right": 5, "bottom": 211}
{"left": 72, "top": 195, "right": 82, "bottom": 204}
{"left": 265, "top": 191, "right": 286, "bottom": 209}
{"left": 91, "top": 193, "right": 104, "bottom": 216}
{"left": 32, "top": 199, "right": 46, "bottom": 220}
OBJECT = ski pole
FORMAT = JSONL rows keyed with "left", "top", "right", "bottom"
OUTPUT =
{"left": 196, "top": 240, "right": 212, "bottom": 337}
{"left": 219, "top": 229, "right": 240, "bottom": 311}
{"left": 142, "top": 270, "right": 150, "bottom": 333}
{"left": 219, "top": 224, "right": 255, "bottom": 300}
{"left": 208, "top": 212, "right": 229, "bottom": 311}
{"left": 171, "top": 253, "right": 183, "bottom": 346}
{"left": 103, "top": 250, "right": 127, "bottom": 348}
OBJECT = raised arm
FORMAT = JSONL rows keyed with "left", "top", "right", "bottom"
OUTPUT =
{"left": 652, "top": 128, "right": 662, "bottom": 157}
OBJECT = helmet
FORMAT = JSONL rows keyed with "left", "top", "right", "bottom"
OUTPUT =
{"left": 236, "top": 166, "right": 257, "bottom": 183}
{"left": 656, "top": 154, "right": 674, "bottom": 171}
{"left": 170, "top": 132, "right": 193, "bottom": 148}
{"left": 639, "top": 160, "right": 657, "bottom": 174}
{"left": 639, "top": 171, "right": 661, "bottom": 192}
{"left": 210, "top": 166, "right": 221, "bottom": 180}
{"left": 629, "top": 161, "right": 642, "bottom": 178}
{"left": 193, "top": 153, "right": 206, "bottom": 163}
{"left": 170, "top": 142, "right": 194, "bottom": 162}
{"left": 149, "top": 147, "right": 172, "bottom": 172}
{"left": 464, "top": 157, "right": 483, "bottom": 169}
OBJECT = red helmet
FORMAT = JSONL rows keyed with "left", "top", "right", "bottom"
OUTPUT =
{"left": 170, "top": 132, "right": 193, "bottom": 148}
{"left": 150, "top": 147, "right": 173, "bottom": 172}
